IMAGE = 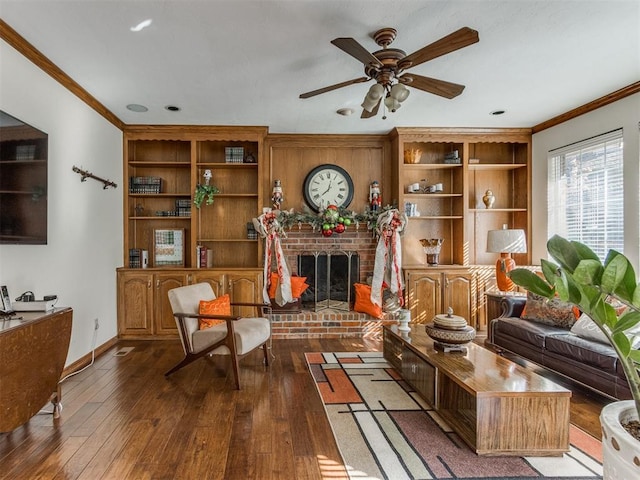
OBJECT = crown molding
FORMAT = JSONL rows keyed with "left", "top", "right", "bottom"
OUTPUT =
{"left": 0, "top": 18, "right": 124, "bottom": 130}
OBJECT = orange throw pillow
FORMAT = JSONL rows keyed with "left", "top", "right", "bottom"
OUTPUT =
{"left": 198, "top": 294, "right": 231, "bottom": 330}
{"left": 291, "top": 276, "right": 309, "bottom": 298}
{"left": 353, "top": 283, "right": 383, "bottom": 319}
{"left": 268, "top": 273, "right": 309, "bottom": 299}
{"left": 268, "top": 272, "right": 279, "bottom": 299}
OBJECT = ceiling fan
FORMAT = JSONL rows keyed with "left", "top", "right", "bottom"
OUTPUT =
{"left": 300, "top": 27, "right": 479, "bottom": 118}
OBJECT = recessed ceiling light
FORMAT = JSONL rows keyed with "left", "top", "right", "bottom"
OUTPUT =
{"left": 490, "top": 110, "right": 506, "bottom": 116}
{"left": 126, "top": 104, "right": 148, "bottom": 112}
{"left": 165, "top": 105, "right": 181, "bottom": 112}
{"left": 130, "top": 19, "right": 152, "bottom": 32}
{"left": 336, "top": 108, "right": 355, "bottom": 116}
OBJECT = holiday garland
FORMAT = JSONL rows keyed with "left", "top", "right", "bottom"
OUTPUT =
{"left": 273, "top": 204, "right": 397, "bottom": 237}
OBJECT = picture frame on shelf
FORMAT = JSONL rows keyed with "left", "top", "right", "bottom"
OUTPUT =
{"left": 153, "top": 228, "right": 185, "bottom": 267}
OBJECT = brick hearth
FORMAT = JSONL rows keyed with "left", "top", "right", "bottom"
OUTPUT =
{"left": 271, "top": 227, "right": 395, "bottom": 338}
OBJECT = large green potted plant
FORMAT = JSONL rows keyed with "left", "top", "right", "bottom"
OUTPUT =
{"left": 509, "top": 235, "right": 640, "bottom": 479}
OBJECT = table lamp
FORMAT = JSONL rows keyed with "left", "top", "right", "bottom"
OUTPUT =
{"left": 486, "top": 225, "right": 527, "bottom": 291}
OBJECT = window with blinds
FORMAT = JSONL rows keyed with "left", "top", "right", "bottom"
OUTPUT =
{"left": 548, "top": 129, "right": 624, "bottom": 261}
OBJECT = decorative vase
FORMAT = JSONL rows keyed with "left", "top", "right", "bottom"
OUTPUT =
{"left": 482, "top": 189, "right": 495, "bottom": 209}
{"left": 397, "top": 309, "right": 411, "bottom": 332}
{"left": 420, "top": 238, "right": 444, "bottom": 266}
{"left": 600, "top": 400, "right": 640, "bottom": 479}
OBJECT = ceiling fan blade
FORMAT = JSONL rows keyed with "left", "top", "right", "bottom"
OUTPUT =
{"left": 401, "top": 74, "right": 465, "bottom": 99}
{"left": 361, "top": 98, "right": 381, "bottom": 118}
{"left": 300, "top": 77, "right": 369, "bottom": 99}
{"left": 331, "top": 37, "right": 383, "bottom": 68}
{"left": 401, "top": 27, "right": 479, "bottom": 69}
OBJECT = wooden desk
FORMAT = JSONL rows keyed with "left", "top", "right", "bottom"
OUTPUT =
{"left": 0, "top": 308, "right": 73, "bottom": 432}
{"left": 383, "top": 324, "right": 571, "bottom": 456}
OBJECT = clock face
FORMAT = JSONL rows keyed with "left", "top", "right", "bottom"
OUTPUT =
{"left": 303, "top": 164, "right": 354, "bottom": 212}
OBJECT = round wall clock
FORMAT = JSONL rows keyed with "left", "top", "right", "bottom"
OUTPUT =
{"left": 303, "top": 164, "right": 354, "bottom": 212}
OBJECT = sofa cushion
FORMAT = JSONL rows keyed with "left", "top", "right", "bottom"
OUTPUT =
{"left": 493, "top": 317, "right": 570, "bottom": 348}
{"left": 521, "top": 291, "right": 579, "bottom": 329}
{"left": 571, "top": 312, "right": 640, "bottom": 349}
{"left": 545, "top": 333, "right": 618, "bottom": 373}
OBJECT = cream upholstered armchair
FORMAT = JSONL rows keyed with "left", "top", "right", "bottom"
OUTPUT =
{"left": 165, "top": 282, "right": 271, "bottom": 389}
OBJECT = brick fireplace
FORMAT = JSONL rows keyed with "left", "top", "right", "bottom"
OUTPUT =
{"left": 270, "top": 227, "right": 395, "bottom": 339}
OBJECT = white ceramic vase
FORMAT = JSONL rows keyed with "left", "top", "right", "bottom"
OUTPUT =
{"left": 397, "top": 309, "right": 411, "bottom": 332}
{"left": 600, "top": 400, "right": 640, "bottom": 479}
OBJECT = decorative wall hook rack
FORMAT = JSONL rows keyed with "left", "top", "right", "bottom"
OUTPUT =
{"left": 72, "top": 166, "right": 117, "bottom": 189}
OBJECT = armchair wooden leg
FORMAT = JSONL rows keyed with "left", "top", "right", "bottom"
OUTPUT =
{"left": 230, "top": 355, "right": 241, "bottom": 390}
{"left": 263, "top": 343, "right": 269, "bottom": 366}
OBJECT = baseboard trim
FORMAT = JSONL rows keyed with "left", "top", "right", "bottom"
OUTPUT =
{"left": 62, "top": 336, "right": 119, "bottom": 378}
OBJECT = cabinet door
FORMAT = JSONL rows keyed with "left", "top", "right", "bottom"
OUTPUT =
{"left": 154, "top": 272, "right": 189, "bottom": 335}
{"left": 191, "top": 271, "right": 225, "bottom": 297}
{"left": 118, "top": 272, "right": 153, "bottom": 336}
{"left": 383, "top": 328, "right": 402, "bottom": 371}
{"left": 443, "top": 271, "right": 473, "bottom": 326}
{"left": 226, "top": 271, "right": 263, "bottom": 317}
{"left": 405, "top": 271, "right": 441, "bottom": 324}
{"left": 401, "top": 347, "right": 436, "bottom": 405}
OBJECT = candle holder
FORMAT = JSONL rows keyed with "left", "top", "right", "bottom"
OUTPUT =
{"left": 420, "top": 238, "right": 444, "bottom": 266}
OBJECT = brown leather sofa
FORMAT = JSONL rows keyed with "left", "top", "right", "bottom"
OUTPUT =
{"left": 487, "top": 296, "right": 632, "bottom": 400}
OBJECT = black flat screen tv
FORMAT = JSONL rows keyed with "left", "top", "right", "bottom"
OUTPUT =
{"left": 0, "top": 111, "right": 48, "bottom": 244}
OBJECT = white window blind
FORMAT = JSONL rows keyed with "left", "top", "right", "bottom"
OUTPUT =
{"left": 548, "top": 129, "right": 624, "bottom": 261}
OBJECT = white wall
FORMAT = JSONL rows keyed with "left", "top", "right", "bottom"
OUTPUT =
{"left": 531, "top": 93, "right": 640, "bottom": 269}
{"left": 0, "top": 39, "right": 123, "bottom": 366}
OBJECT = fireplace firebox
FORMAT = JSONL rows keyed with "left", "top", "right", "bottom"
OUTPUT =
{"left": 298, "top": 251, "right": 359, "bottom": 311}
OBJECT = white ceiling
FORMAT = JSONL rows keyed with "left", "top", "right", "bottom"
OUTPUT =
{"left": 1, "top": 0, "right": 638, "bottom": 134}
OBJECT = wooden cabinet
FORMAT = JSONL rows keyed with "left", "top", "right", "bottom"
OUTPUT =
{"left": 123, "top": 126, "right": 267, "bottom": 270}
{"left": 404, "top": 268, "right": 474, "bottom": 326}
{"left": 117, "top": 268, "right": 263, "bottom": 338}
{"left": 390, "top": 128, "right": 531, "bottom": 267}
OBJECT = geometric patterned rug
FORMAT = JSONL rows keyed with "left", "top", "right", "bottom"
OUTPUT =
{"left": 306, "top": 351, "right": 603, "bottom": 480}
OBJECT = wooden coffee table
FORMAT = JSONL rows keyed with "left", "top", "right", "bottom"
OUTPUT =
{"left": 383, "top": 325, "right": 571, "bottom": 456}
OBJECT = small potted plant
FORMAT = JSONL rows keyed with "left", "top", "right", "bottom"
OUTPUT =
{"left": 509, "top": 235, "right": 640, "bottom": 479}
{"left": 193, "top": 169, "right": 219, "bottom": 209}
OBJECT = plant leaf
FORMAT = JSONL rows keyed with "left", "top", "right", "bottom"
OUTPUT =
{"left": 629, "top": 350, "right": 640, "bottom": 364}
{"left": 601, "top": 254, "right": 628, "bottom": 295}
{"left": 572, "top": 241, "right": 600, "bottom": 262}
{"left": 573, "top": 259, "right": 602, "bottom": 286}
{"left": 541, "top": 259, "right": 560, "bottom": 286}
{"left": 614, "top": 311, "right": 640, "bottom": 334}
{"left": 508, "top": 269, "right": 554, "bottom": 297}
{"left": 613, "top": 331, "right": 632, "bottom": 357}
{"left": 547, "top": 235, "right": 580, "bottom": 272}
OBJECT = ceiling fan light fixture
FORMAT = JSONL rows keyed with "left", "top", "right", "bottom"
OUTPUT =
{"left": 362, "top": 83, "right": 385, "bottom": 112}
{"left": 384, "top": 95, "right": 401, "bottom": 112}
{"left": 390, "top": 83, "right": 410, "bottom": 102}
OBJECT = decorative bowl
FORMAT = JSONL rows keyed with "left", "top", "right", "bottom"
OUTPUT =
{"left": 425, "top": 323, "right": 476, "bottom": 345}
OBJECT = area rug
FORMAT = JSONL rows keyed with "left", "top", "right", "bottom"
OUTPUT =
{"left": 306, "top": 351, "right": 603, "bottom": 480}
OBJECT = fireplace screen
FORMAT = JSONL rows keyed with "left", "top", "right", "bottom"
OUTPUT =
{"left": 298, "top": 251, "right": 359, "bottom": 311}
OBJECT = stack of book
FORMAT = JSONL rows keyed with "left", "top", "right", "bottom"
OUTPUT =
{"left": 225, "top": 147, "right": 244, "bottom": 163}
{"left": 129, "top": 176, "right": 162, "bottom": 193}
{"left": 443, "top": 151, "right": 460, "bottom": 164}
{"left": 196, "top": 245, "right": 213, "bottom": 268}
{"left": 175, "top": 199, "right": 191, "bottom": 217}
{"left": 129, "top": 248, "right": 142, "bottom": 268}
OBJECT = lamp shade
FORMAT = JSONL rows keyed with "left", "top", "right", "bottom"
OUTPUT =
{"left": 486, "top": 226, "right": 527, "bottom": 292}
{"left": 486, "top": 228, "right": 527, "bottom": 254}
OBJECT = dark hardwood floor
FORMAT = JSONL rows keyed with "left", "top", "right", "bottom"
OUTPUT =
{"left": 0, "top": 334, "right": 609, "bottom": 479}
